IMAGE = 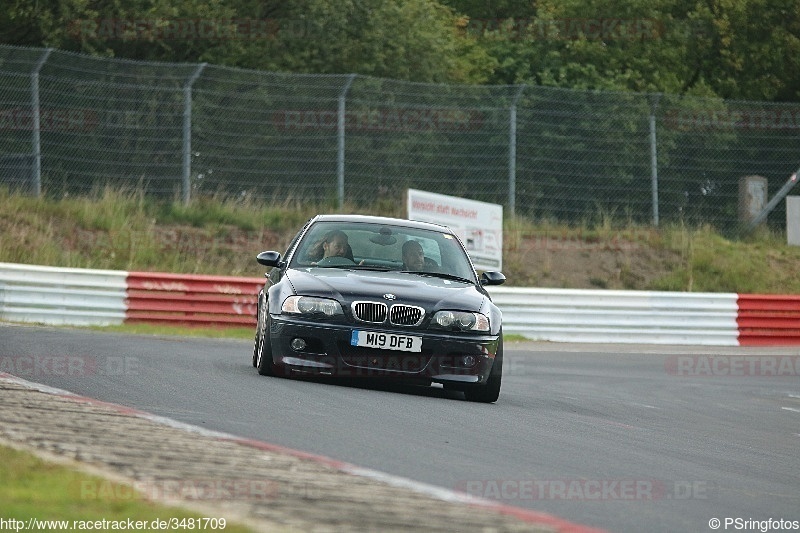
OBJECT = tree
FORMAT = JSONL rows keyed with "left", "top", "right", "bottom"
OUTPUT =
{"left": 0, "top": 0, "right": 496, "bottom": 84}
{"left": 444, "top": 0, "right": 800, "bottom": 102}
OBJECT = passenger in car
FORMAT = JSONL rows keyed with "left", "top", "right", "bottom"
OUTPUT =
{"left": 401, "top": 240, "right": 438, "bottom": 272}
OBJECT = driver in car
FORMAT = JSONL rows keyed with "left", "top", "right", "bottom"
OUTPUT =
{"left": 401, "top": 239, "right": 438, "bottom": 272}
{"left": 322, "top": 230, "right": 350, "bottom": 259}
{"left": 307, "top": 229, "right": 361, "bottom": 265}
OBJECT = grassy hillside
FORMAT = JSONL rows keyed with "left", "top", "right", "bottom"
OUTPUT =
{"left": 2, "top": 187, "right": 798, "bottom": 294}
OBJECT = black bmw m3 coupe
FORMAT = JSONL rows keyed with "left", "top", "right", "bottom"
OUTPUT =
{"left": 252, "top": 214, "right": 506, "bottom": 402}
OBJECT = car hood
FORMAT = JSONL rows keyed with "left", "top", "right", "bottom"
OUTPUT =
{"left": 285, "top": 268, "right": 486, "bottom": 312}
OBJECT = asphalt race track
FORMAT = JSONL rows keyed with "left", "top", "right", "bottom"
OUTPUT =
{"left": 1, "top": 324, "right": 798, "bottom": 533}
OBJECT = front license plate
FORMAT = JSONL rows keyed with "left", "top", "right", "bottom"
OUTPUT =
{"left": 351, "top": 330, "right": 422, "bottom": 353}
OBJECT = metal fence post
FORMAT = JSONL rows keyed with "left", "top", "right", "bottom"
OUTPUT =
{"left": 649, "top": 94, "right": 661, "bottom": 226}
{"left": 182, "top": 63, "right": 206, "bottom": 205}
{"left": 337, "top": 74, "right": 357, "bottom": 209}
{"left": 508, "top": 85, "right": 526, "bottom": 218}
{"left": 31, "top": 48, "right": 52, "bottom": 197}
{"left": 744, "top": 166, "right": 800, "bottom": 233}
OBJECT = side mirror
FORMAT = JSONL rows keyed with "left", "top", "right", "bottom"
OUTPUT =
{"left": 256, "top": 251, "right": 283, "bottom": 268}
{"left": 480, "top": 271, "right": 506, "bottom": 286}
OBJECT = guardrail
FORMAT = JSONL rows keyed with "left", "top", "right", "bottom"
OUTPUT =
{"left": 1, "top": 262, "right": 798, "bottom": 345}
{"left": 487, "top": 287, "right": 739, "bottom": 346}
{"left": 125, "top": 272, "right": 263, "bottom": 327}
{"left": 126, "top": 271, "right": 261, "bottom": 327}
{"left": 737, "top": 294, "right": 800, "bottom": 346}
{"left": 0, "top": 263, "right": 126, "bottom": 326}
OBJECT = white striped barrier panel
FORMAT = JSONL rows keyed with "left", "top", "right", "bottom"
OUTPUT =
{"left": 485, "top": 287, "right": 740, "bottom": 346}
{"left": 0, "top": 263, "right": 798, "bottom": 345}
{"left": 0, "top": 262, "right": 127, "bottom": 326}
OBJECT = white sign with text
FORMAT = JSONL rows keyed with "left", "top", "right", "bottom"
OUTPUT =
{"left": 407, "top": 189, "right": 503, "bottom": 271}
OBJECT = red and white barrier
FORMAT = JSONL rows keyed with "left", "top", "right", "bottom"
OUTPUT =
{"left": 737, "top": 294, "right": 800, "bottom": 346}
{"left": 1, "top": 263, "right": 799, "bottom": 346}
{"left": 125, "top": 271, "right": 261, "bottom": 327}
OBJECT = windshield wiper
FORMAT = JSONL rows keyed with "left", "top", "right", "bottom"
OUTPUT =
{"left": 309, "top": 263, "right": 393, "bottom": 272}
{"left": 350, "top": 265, "right": 393, "bottom": 272}
{"left": 399, "top": 270, "right": 473, "bottom": 284}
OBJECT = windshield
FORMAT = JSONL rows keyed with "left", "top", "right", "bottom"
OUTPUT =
{"left": 290, "top": 221, "right": 477, "bottom": 283}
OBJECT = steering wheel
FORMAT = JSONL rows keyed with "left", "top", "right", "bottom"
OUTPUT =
{"left": 316, "top": 256, "right": 356, "bottom": 267}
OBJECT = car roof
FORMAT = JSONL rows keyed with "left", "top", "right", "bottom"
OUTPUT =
{"left": 310, "top": 214, "right": 454, "bottom": 233}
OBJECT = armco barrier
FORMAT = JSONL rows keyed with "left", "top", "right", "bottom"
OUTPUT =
{"left": 486, "top": 287, "right": 740, "bottom": 346}
{"left": 1, "top": 262, "right": 799, "bottom": 345}
{"left": 0, "top": 262, "right": 127, "bottom": 326}
{"left": 125, "top": 271, "right": 261, "bottom": 327}
{"left": 737, "top": 294, "right": 800, "bottom": 346}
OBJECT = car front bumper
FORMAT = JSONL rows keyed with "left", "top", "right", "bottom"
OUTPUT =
{"left": 268, "top": 315, "right": 501, "bottom": 384}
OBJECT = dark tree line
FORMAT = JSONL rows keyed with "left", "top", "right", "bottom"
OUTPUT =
{"left": 3, "top": 0, "right": 798, "bottom": 101}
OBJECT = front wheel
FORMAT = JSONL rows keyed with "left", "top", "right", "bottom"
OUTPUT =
{"left": 252, "top": 292, "right": 265, "bottom": 367}
{"left": 255, "top": 297, "right": 277, "bottom": 376}
{"left": 252, "top": 330, "right": 260, "bottom": 367}
{"left": 256, "top": 320, "right": 277, "bottom": 376}
{"left": 463, "top": 337, "right": 503, "bottom": 403}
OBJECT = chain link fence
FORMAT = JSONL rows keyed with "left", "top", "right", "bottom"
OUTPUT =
{"left": 1, "top": 44, "right": 798, "bottom": 232}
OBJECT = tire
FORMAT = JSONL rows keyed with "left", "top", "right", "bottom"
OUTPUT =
{"left": 256, "top": 320, "right": 276, "bottom": 376}
{"left": 252, "top": 330, "right": 260, "bottom": 367}
{"left": 255, "top": 297, "right": 277, "bottom": 376}
{"left": 252, "top": 292, "right": 265, "bottom": 367}
{"left": 463, "top": 337, "right": 503, "bottom": 403}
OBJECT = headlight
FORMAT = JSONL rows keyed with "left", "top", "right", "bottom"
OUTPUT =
{"left": 431, "top": 310, "right": 489, "bottom": 332}
{"left": 282, "top": 296, "right": 343, "bottom": 317}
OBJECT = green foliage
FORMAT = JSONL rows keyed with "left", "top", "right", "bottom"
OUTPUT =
{"left": 0, "top": 187, "right": 307, "bottom": 274}
{"left": 651, "top": 224, "right": 800, "bottom": 293}
{"left": 446, "top": 0, "right": 800, "bottom": 102}
{"left": 1, "top": 0, "right": 495, "bottom": 84}
{"left": 5, "top": 0, "right": 797, "bottom": 101}
{"left": 0, "top": 445, "right": 254, "bottom": 530}
{"left": 253, "top": 0, "right": 496, "bottom": 83}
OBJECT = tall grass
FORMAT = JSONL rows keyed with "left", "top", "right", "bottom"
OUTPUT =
{"left": 2, "top": 187, "right": 799, "bottom": 292}
{"left": 653, "top": 224, "right": 800, "bottom": 293}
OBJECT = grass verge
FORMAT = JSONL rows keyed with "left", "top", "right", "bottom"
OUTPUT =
{"left": 0, "top": 444, "right": 253, "bottom": 531}
{"left": 88, "top": 323, "right": 255, "bottom": 340}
